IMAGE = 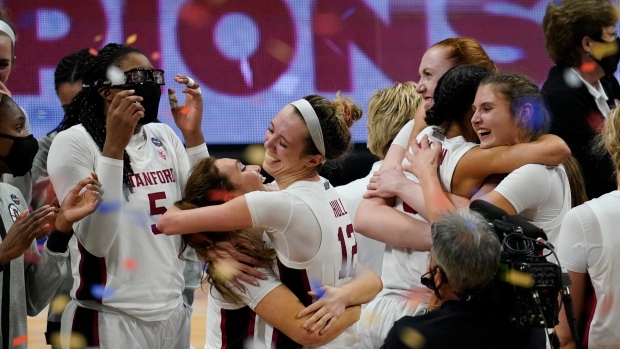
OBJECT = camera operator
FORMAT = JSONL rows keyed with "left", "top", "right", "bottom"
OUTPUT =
{"left": 381, "top": 209, "right": 544, "bottom": 349}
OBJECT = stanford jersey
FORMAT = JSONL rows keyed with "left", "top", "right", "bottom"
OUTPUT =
{"left": 48, "top": 123, "right": 208, "bottom": 321}
{"left": 382, "top": 126, "right": 477, "bottom": 292}
{"left": 246, "top": 178, "right": 358, "bottom": 349}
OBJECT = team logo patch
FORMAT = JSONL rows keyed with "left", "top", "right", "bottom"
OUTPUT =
{"left": 8, "top": 203, "right": 21, "bottom": 222}
{"left": 10, "top": 194, "right": 20, "bottom": 205}
{"left": 151, "top": 137, "right": 163, "bottom": 147}
{"left": 157, "top": 149, "right": 167, "bottom": 160}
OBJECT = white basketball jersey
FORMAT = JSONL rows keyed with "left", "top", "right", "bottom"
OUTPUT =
{"left": 68, "top": 124, "right": 189, "bottom": 320}
{"left": 275, "top": 178, "right": 358, "bottom": 349}
{"left": 381, "top": 126, "right": 477, "bottom": 292}
{"left": 583, "top": 192, "right": 620, "bottom": 348}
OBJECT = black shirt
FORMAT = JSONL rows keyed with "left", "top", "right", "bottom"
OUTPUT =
{"left": 381, "top": 300, "right": 544, "bottom": 349}
{"left": 541, "top": 65, "right": 620, "bottom": 200}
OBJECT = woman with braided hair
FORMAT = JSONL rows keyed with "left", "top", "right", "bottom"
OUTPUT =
{"left": 47, "top": 43, "right": 208, "bottom": 348}
{"left": 355, "top": 67, "right": 572, "bottom": 349}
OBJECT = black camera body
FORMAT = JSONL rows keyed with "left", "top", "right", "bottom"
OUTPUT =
{"left": 495, "top": 251, "right": 562, "bottom": 329}
{"left": 470, "top": 200, "right": 562, "bottom": 330}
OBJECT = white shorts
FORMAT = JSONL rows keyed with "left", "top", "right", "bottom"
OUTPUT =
{"left": 357, "top": 289, "right": 429, "bottom": 349}
{"left": 60, "top": 299, "right": 192, "bottom": 349}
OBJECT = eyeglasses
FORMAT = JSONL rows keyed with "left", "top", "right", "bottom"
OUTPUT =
{"left": 89, "top": 68, "right": 165, "bottom": 88}
{"left": 420, "top": 266, "right": 443, "bottom": 294}
{"left": 120, "top": 68, "right": 165, "bottom": 85}
{"left": 420, "top": 265, "right": 460, "bottom": 300}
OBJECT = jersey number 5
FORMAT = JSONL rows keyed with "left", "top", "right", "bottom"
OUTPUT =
{"left": 149, "top": 192, "right": 167, "bottom": 235}
{"left": 338, "top": 223, "right": 358, "bottom": 279}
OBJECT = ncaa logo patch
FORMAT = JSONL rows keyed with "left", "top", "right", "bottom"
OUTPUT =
{"left": 151, "top": 137, "right": 163, "bottom": 147}
{"left": 157, "top": 149, "right": 167, "bottom": 160}
{"left": 10, "top": 194, "right": 20, "bottom": 205}
{"left": 8, "top": 203, "right": 21, "bottom": 222}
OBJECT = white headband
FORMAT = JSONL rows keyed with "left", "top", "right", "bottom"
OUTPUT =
{"left": 0, "top": 20, "right": 15, "bottom": 44}
{"left": 291, "top": 99, "right": 326, "bottom": 161}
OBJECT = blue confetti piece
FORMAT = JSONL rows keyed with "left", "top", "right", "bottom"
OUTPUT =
{"left": 311, "top": 279, "right": 325, "bottom": 300}
{"left": 90, "top": 284, "right": 114, "bottom": 299}
{"left": 96, "top": 201, "right": 122, "bottom": 213}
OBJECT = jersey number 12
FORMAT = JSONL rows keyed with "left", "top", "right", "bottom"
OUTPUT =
{"left": 338, "top": 223, "right": 358, "bottom": 279}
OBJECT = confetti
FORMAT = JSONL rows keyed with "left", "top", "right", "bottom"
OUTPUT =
{"left": 96, "top": 201, "right": 122, "bottom": 214}
{"left": 563, "top": 68, "right": 582, "bottom": 88}
{"left": 93, "top": 34, "right": 103, "bottom": 42}
{"left": 126, "top": 33, "right": 138, "bottom": 45}
{"left": 91, "top": 284, "right": 115, "bottom": 299}
{"left": 399, "top": 327, "right": 425, "bottom": 349}
{"left": 504, "top": 269, "right": 534, "bottom": 288}
{"left": 580, "top": 61, "right": 597, "bottom": 73}
{"left": 310, "top": 279, "right": 326, "bottom": 299}
{"left": 88, "top": 48, "right": 99, "bottom": 57}
{"left": 49, "top": 332, "right": 87, "bottom": 349}
{"left": 591, "top": 40, "right": 619, "bottom": 60}
{"left": 107, "top": 65, "right": 126, "bottom": 86}
{"left": 150, "top": 51, "right": 161, "bottom": 61}
{"left": 179, "top": 106, "right": 190, "bottom": 115}
{"left": 213, "top": 260, "right": 237, "bottom": 281}
{"left": 50, "top": 294, "right": 71, "bottom": 314}
{"left": 266, "top": 39, "right": 293, "bottom": 64}
{"left": 244, "top": 144, "right": 265, "bottom": 166}
{"left": 123, "top": 257, "right": 138, "bottom": 272}
{"left": 12, "top": 335, "right": 27, "bottom": 346}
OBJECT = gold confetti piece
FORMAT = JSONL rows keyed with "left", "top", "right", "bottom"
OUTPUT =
{"left": 244, "top": 144, "right": 265, "bottom": 166}
{"left": 399, "top": 327, "right": 425, "bottom": 349}
{"left": 126, "top": 33, "right": 138, "bottom": 45}
{"left": 591, "top": 40, "right": 619, "bottom": 60}
{"left": 93, "top": 34, "right": 103, "bottom": 42}
{"left": 505, "top": 269, "right": 534, "bottom": 288}
{"left": 50, "top": 294, "right": 71, "bottom": 314}
{"left": 49, "top": 332, "right": 87, "bottom": 349}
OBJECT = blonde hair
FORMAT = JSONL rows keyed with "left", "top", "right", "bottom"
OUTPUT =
{"left": 603, "top": 107, "right": 620, "bottom": 178}
{"left": 366, "top": 82, "right": 421, "bottom": 159}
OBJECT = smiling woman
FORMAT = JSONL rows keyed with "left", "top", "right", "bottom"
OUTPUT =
{"left": 157, "top": 94, "right": 384, "bottom": 349}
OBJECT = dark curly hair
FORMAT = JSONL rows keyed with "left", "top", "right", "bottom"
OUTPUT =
{"left": 57, "top": 43, "right": 143, "bottom": 193}
{"left": 425, "top": 65, "right": 493, "bottom": 134}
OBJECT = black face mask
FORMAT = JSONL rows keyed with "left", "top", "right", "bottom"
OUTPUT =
{"left": 128, "top": 82, "right": 161, "bottom": 125}
{"left": 591, "top": 37, "right": 620, "bottom": 76}
{"left": 0, "top": 134, "right": 39, "bottom": 177}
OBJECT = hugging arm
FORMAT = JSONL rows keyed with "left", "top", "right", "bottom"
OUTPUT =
{"left": 355, "top": 197, "right": 431, "bottom": 250}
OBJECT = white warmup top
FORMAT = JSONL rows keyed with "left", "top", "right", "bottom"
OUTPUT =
{"left": 558, "top": 191, "right": 620, "bottom": 349}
